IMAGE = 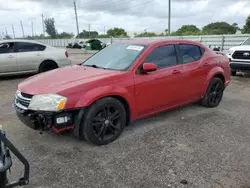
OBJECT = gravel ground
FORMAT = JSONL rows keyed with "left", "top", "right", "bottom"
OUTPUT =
{"left": 1, "top": 66, "right": 250, "bottom": 188}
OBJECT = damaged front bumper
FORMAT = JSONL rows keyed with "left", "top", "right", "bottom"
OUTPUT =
{"left": 13, "top": 100, "right": 84, "bottom": 136}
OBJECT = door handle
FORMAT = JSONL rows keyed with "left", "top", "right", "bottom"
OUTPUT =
{"left": 36, "top": 53, "right": 41, "bottom": 56}
{"left": 203, "top": 62, "right": 209, "bottom": 66}
{"left": 8, "top": 55, "right": 14, "bottom": 58}
{"left": 172, "top": 70, "right": 181, "bottom": 74}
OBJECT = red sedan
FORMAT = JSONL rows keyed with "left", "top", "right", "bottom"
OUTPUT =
{"left": 13, "top": 39, "right": 231, "bottom": 145}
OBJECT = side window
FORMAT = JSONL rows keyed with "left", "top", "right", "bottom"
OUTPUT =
{"left": 0, "top": 43, "right": 14, "bottom": 54}
{"left": 144, "top": 45, "right": 178, "bottom": 69}
{"left": 17, "top": 42, "right": 46, "bottom": 52}
{"left": 179, "top": 44, "right": 202, "bottom": 64}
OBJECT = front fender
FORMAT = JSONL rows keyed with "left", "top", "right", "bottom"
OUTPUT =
{"left": 203, "top": 66, "right": 224, "bottom": 94}
{"left": 75, "top": 85, "right": 136, "bottom": 118}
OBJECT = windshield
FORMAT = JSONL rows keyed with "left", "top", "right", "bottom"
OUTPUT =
{"left": 83, "top": 43, "right": 146, "bottom": 70}
{"left": 242, "top": 37, "right": 250, "bottom": 45}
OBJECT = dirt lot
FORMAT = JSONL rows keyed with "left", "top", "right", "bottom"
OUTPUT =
{"left": 1, "top": 60, "right": 250, "bottom": 187}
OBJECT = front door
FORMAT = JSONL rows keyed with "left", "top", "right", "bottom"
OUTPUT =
{"left": 0, "top": 42, "right": 18, "bottom": 73}
{"left": 134, "top": 44, "right": 184, "bottom": 116}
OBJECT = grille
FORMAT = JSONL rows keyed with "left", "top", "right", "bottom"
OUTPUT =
{"left": 232, "top": 51, "right": 250, "bottom": 60}
{"left": 14, "top": 92, "right": 33, "bottom": 110}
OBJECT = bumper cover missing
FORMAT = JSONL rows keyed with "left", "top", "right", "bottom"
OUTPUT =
{"left": 14, "top": 104, "right": 84, "bottom": 136}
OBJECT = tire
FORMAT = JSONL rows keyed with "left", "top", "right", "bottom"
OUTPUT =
{"left": 39, "top": 61, "right": 58, "bottom": 73}
{"left": 201, "top": 77, "right": 224, "bottom": 108}
{"left": 82, "top": 97, "right": 126, "bottom": 145}
{"left": 231, "top": 70, "right": 236, "bottom": 76}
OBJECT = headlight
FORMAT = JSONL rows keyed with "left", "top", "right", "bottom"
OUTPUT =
{"left": 28, "top": 94, "right": 67, "bottom": 112}
{"left": 227, "top": 50, "right": 234, "bottom": 55}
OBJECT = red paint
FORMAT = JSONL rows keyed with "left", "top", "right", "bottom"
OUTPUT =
{"left": 142, "top": 62, "right": 157, "bottom": 72}
{"left": 51, "top": 125, "right": 75, "bottom": 133}
{"left": 18, "top": 39, "right": 231, "bottom": 121}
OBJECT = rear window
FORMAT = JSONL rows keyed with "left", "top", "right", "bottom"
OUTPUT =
{"left": 179, "top": 44, "right": 203, "bottom": 64}
{"left": 17, "top": 42, "right": 46, "bottom": 52}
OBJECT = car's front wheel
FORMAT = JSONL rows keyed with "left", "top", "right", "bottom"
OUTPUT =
{"left": 82, "top": 97, "right": 126, "bottom": 145}
{"left": 201, "top": 77, "right": 224, "bottom": 108}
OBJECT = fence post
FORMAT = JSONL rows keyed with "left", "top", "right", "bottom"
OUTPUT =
{"left": 221, "top": 35, "right": 225, "bottom": 51}
{"left": 199, "top": 35, "right": 202, "bottom": 43}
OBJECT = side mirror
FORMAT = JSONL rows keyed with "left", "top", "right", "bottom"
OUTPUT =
{"left": 142, "top": 63, "right": 157, "bottom": 72}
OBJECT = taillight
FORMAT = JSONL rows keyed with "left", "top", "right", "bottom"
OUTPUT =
{"left": 65, "top": 51, "right": 69, "bottom": 58}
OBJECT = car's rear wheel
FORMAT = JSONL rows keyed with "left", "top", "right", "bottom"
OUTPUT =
{"left": 82, "top": 97, "right": 126, "bottom": 145}
{"left": 201, "top": 77, "right": 224, "bottom": 108}
{"left": 39, "top": 61, "right": 58, "bottom": 73}
{"left": 231, "top": 70, "right": 237, "bottom": 76}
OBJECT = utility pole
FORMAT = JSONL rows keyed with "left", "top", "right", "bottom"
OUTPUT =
{"left": 104, "top": 25, "right": 106, "bottom": 35}
{"left": 5, "top": 27, "right": 8, "bottom": 36}
{"left": 88, "top": 24, "right": 91, "bottom": 38}
{"left": 168, "top": 0, "right": 171, "bottom": 35}
{"left": 42, "top": 14, "right": 45, "bottom": 36}
{"left": 20, "top": 20, "right": 25, "bottom": 38}
{"left": 74, "top": 1, "right": 80, "bottom": 37}
{"left": 12, "top": 25, "right": 15, "bottom": 39}
{"left": 31, "top": 22, "right": 34, "bottom": 37}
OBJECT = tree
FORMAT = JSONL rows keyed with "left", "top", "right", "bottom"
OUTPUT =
{"left": 242, "top": 15, "right": 250, "bottom": 34}
{"left": 202, "top": 22, "right": 237, "bottom": 35}
{"left": 58, "top": 32, "right": 74, "bottom": 39}
{"left": 135, "top": 32, "right": 157, "bottom": 37}
{"left": 77, "top": 30, "right": 98, "bottom": 38}
{"left": 107, "top": 28, "right": 127, "bottom": 37}
{"left": 44, "top": 18, "right": 57, "bottom": 38}
{"left": 4, "top": 35, "right": 11, "bottom": 39}
{"left": 175, "top": 25, "right": 201, "bottom": 36}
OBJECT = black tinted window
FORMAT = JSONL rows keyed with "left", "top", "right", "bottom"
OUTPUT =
{"left": 0, "top": 43, "right": 14, "bottom": 54}
{"left": 144, "top": 45, "right": 178, "bottom": 69}
{"left": 179, "top": 44, "right": 202, "bottom": 63}
{"left": 17, "top": 42, "right": 46, "bottom": 52}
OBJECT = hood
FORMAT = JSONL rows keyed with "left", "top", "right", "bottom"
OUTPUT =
{"left": 18, "top": 65, "right": 121, "bottom": 95}
{"left": 229, "top": 45, "right": 250, "bottom": 51}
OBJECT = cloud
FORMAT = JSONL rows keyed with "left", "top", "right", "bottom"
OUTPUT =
{"left": 0, "top": 0, "right": 249, "bottom": 37}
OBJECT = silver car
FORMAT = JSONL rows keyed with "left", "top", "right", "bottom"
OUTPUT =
{"left": 0, "top": 39, "right": 71, "bottom": 76}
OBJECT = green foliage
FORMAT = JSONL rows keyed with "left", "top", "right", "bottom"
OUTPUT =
{"left": 57, "top": 32, "right": 74, "bottom": 39}
{"left": 98, "top": 34, "right": 110, "bottom": 38}
{"left": 44, "top": 18, "right": 57, "bottom": 39}
{"left": 77, "top": 30, "right": 98, "bottom": 38}
{"left": 135, "top": 32, "right": 158, "bottom": 37}
{"left": 175, "top": 25, "right": 201, "bottom": 36}
{"left": 202, "top": 22, "right": 237, "bottom": 35}
{"left": 25, "top": 34, "right": 49, "bottom": 40}
{"left": 242, "top": 15, "right": 250, "bottom": 34}
{"left": 107, "top": 28, "right": 127, "bottom": 37}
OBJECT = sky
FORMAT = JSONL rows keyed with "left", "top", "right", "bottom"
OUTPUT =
{"left": 0, "top": 0, "right": 249, "bottom": 38}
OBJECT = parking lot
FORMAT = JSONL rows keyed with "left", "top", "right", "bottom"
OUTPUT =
{"left": 1, "top": 52, "right": 250, "bottom": 187}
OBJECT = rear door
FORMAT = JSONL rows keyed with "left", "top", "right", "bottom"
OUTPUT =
{"left": 0, "top": 42, "right": 18, "bottom": 73}
{"left": 177, "top": 43, "right": 207, "bottom": 102}
{"left": 16, "top": 42, "right": 46, "bottom": 71}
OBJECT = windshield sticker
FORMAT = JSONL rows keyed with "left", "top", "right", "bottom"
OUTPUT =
{"left": 127, "top": 45, "right": 144, "bottom": 51}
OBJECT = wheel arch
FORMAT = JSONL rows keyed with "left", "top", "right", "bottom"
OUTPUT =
{"left": 38, "top": 59, "right": 58, "bottom": 71}
{"left": 203, "top": 66, "right": 225, "bottom": 95}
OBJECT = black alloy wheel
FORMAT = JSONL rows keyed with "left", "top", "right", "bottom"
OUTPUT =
{"left": 82, "top": 97, "right": 126, "bottom": 145}
{"left": 201, "top": 77, "right": 224, "bottom": 108}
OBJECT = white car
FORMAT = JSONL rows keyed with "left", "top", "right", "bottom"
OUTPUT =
{"left": 227, "top": 36, "right": 250, "bottom": 76}
{"left": 0, "top": 39, "right": 71, "bottom": 76}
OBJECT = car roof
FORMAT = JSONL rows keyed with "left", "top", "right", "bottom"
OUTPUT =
{"left": 115, "top": 39, "right": 204, "bottom": 46}
{"left": 0, "top": 39, "right": 48, "bottom": 46}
